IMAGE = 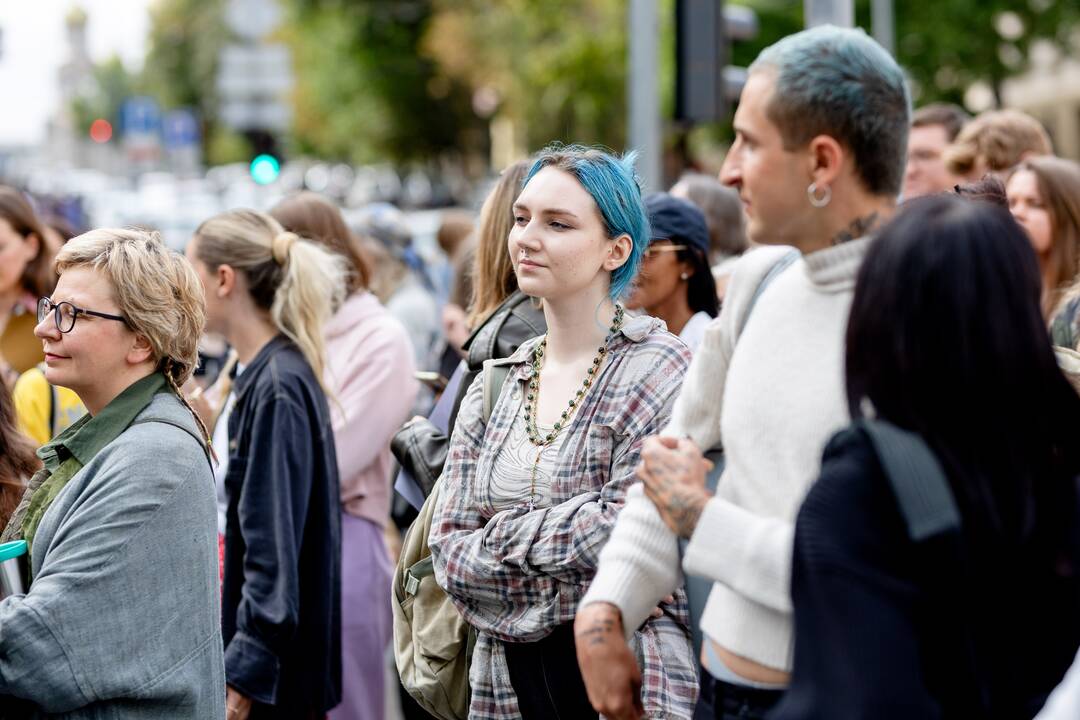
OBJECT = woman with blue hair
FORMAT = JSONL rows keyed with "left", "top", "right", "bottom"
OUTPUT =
{"left": 428, "top": 145, "right": 698, "bottom": 719}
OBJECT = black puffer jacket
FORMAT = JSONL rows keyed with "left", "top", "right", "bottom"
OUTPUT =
{"left": 391, "top": 291, "right": 545, "bottom": 498}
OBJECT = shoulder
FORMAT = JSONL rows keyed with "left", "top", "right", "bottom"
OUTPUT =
{"left": 617, "top": 320, "right": 692, "bottom": 377}
{"left": 723, "top": 245, "right": 800, "bottom": 311}
{"left": 13, "top": 365, "right": 48, "bottom": 399}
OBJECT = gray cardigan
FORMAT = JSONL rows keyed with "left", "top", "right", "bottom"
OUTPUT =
{"left": 0, "top": 393, "right": 226, "bottom": 718}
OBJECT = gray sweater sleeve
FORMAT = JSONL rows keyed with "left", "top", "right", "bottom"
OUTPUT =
{"left": 0, "top": 419, "right": 223, "bottom": 715}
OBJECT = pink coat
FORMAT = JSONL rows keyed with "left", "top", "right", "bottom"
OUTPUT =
{"left": 324, "top": 292, "right": 419, "bottom": 526}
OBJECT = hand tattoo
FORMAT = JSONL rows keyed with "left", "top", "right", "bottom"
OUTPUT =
{"left": 831, "top": 212, "right": 880, "bottom": 246}
{"left": 643, "top": 452, "right": 709, "bottom": 538}
{"left": 578, "top": 617, "right": 619, "bottom": 646}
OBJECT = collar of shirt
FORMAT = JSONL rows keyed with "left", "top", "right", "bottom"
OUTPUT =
{"left": 38, "top": 371, "right": 168, "bottom": 471}
{"left": 231, "top": 334, "right": 292, "bottom": 401}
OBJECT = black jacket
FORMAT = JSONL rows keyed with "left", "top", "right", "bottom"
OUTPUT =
{"left": 222, "top": 335, "right": 342, "bottom": 716}
{"left": 773, "top": 427, "right": 1080, "bottom": 720}
{"left": 392, "top": 291, "right": 545, "bottom": 498}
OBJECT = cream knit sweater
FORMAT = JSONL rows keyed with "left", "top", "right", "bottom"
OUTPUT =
{"left": 583, "top": 238, "right": 872, "bottom": 672}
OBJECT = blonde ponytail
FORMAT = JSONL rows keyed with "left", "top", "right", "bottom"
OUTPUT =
{"left": 193, "top": 210, "right": 348, "bottom": 388}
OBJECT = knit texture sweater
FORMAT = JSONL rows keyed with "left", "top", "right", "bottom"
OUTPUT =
{"left": 584, "top": 238, "right": 872, "bottom": 672}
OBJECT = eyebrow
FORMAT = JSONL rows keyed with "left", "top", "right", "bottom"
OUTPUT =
{"left": 512, "top": 203, "right": 581, "bottom": 220}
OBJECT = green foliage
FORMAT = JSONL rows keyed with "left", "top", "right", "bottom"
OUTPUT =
{"left": 70, "top": 55, "right": 137, "bottom": 135}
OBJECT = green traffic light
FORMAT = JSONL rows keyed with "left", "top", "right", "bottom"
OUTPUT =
{"left": 250, "top": 154, "right": 281, "bottom": 185}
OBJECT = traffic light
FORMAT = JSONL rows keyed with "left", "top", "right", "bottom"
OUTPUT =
{"left": 675, "top": 0, "right": 759, "bottom": 123}
{"left": 245, "top": 129, "right": 281, "bottom": 185}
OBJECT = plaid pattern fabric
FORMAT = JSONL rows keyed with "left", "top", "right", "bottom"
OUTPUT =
{"left": 430, "top": 315, "right": 699, "bottom": 718}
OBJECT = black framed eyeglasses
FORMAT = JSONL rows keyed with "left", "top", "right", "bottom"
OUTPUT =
{"left": 37, "top": 297, "right": 127, "bottom": 334}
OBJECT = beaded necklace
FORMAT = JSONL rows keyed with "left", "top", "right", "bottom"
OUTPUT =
{"left": 520, "top": 304, "right": 625, "bottom": 509}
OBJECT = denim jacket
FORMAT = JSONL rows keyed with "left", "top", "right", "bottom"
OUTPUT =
{"left": 221, "top": 335, "right": 342, "bottom": 716}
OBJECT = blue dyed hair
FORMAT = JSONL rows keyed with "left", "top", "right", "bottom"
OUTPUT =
{"left": 751, "top": 25, "right": 911, "bottom": 197}
{"left": 523, "top": 144, "right": 649, "bottom": 301}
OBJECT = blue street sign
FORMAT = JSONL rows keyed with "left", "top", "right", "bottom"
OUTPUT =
{"left": 120, "top": 96, "right": 161, "bottom": 136}
{"left": 163, "top": 109, "right": 201, "bottom": 149}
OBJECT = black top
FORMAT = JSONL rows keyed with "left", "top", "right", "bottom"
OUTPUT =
{"left": 771, "top": 427, "right": 1080, "bottom": 720}
{"left": 222, "top": 335, "right": 342, "bottom": 715}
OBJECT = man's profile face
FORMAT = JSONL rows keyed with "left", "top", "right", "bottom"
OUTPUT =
{"left": 903, "top": 123, "right": 957, "bottom": 199}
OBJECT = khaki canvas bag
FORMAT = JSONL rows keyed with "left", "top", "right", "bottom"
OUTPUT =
{"left": 392, "top": 361, "right": 510, "bottom": 720}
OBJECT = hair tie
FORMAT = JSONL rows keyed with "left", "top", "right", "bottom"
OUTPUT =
{"left": 272, "top": 232, "right": 298, "bottom": 265}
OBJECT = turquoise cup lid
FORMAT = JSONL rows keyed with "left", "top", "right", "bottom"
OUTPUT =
{"left": 0, "top": 540, "right": 27, "bottom": 562}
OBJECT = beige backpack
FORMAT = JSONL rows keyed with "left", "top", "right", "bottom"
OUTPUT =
{"left": 392, "top": 362, "right": 509, "bottom": 720}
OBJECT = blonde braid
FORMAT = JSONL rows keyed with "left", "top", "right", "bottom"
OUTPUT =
{"left": 163, "top": 359, "right": 218, "bottom": 465}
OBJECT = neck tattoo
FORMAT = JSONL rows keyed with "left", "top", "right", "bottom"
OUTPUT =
{"left": 521, "top": 303, "right": 625, "bottom": 510}
{"left": 831, "top": 212, "right": 881, "bottom": 246}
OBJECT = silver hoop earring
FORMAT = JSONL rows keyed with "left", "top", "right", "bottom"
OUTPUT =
{"left": 807, "top": 182, "right": 832, "bottom": 208}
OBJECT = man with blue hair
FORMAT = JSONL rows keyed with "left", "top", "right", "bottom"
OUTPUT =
{"left": 576, "top": 25, "right": 910, "bottom": 720}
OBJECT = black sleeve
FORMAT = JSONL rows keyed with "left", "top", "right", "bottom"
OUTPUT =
{"left": 390, "top": 417, "right": 448, "bottom": 499}
{"left": 224, "top": 391, "right": 313, "bottom": 704}
{"left": 775, "top": 429, "right": 942, "bottom": 720}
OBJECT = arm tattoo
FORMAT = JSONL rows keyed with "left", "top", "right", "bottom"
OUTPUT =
{"left": 578, "top": 617, "right": 618, "bottom": 646}
{"left": 831, "top": 212, "right": 880, "bottom": 246}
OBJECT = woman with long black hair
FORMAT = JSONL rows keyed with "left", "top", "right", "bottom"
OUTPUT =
{"left": 774, "top": 195, "right": 1080, "bottom": 719}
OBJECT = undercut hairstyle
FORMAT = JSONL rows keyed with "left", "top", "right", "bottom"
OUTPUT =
{"left": 194, "top": 209, "right": 348, "bottom": 388}
{"left": 270, "top": 191, "right": 371, "bottom": 294}
{"left": 750, "top": 25, "right": 911, "bottom": 197}
{"left": 912, "top": 103, "right": 971, "bottom": 142}
{"left": 846, "top": 195, "right": 1080, "bottom": 552}
{"left": 54, "top": 228, "right": 210, "bottom": 445}
{"left": 525, "top": 144, "right": 649, "bottom": 301}
{"left": 468, "top": 159, "right": 531, "bottom": 328}
{"left": 945, "top": 109, "right": 1053, "bottom": 178}
{"left": 0, "top": 186, "right": 54, "bottom": 297}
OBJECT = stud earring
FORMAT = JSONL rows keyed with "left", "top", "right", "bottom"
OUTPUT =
{"left": 680, "top": 272, "right": 690, "bottom": 280}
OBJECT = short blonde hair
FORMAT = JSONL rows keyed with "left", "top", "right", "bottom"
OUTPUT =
{"left": 54, "top": 229, "right": 211, "bottom": 448}
{"left": 55, "top": 228, "right": 206, "bottom": 386}
{"left": 945, "top": 110, "right": 1052, "bottom": 178}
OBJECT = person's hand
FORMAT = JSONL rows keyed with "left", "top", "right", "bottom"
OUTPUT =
{"left": 574, "top": 602, "right": 644, "bottom": 720}
{"left": 638, "top": 436, "right": 713, "bottom": 539}
{"left": 649, "top": 594, "right": 676, "bottom": 619}
{"left": 225, "top": 686, "right": 253, "bottom": 720}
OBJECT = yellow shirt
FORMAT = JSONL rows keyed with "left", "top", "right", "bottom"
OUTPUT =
{"left": 1, "top": 310, "right": 44, "bottom": 375}
{"left": 13, "top": 366, "right": 87, "bottom": 446}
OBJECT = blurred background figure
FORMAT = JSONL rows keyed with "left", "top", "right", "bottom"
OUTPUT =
{"left": 903, "top": 103, "right": 970, "bottom": 199}
{"left": 434, "top": 210, "right": 477, "bottom": 381}
{"left": 357, "top": 204, "right": 440, "bottom": 391}
{"left": 271, "top": 191, "right": 419, "bottom": 720}
{"left": 0, "top": 378, "right": 38, "bottom": 530}
{"left": 0, "top": 187, "right": 53, "bottom": 380}
{"left": 1005, "top": 157, "right": 1080, "bottom": 338}
{"left": 670, "top": 172, "right": 748, "bottom": 302}
{"left": 945, "top": 109, "right": 1053, "bottom": 183}
{"left": 627, "top": 193, "right": 718, "bottom": 351}
{"left": 774, "top": 195, "right": 1080, "bottom": 719}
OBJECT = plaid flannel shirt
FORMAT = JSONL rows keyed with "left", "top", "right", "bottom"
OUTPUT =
{"left": 430, "top": 315, "right": 699, "bottom": 719}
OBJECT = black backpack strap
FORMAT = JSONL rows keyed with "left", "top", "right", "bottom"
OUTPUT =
{"left": 854, "top": 419, "right": 960, "bottom": 540}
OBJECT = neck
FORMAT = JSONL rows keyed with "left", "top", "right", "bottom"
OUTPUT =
{"left": 0, "top": 287, "right": 22, "bottom": 316}
{"left": 226, "top": 313, "right": 280, "bottom": 366}
{"left": 81, "top": 366, "right": 156, "bottom": 416}
{"left": 800, "top": 191, "right": 895, "bottom": 255}
{"left": 542, "top": 287, "right": 618, "bottom": 363}
{"left": 647, "top": 291, "right": 694, "bottom": 336}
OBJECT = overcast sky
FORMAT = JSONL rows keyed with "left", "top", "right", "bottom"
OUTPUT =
{"left": 0, "top": 2, "right": 151, "bottom": 145}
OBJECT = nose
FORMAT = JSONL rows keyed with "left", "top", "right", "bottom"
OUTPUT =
{"left": 34, "top": 311, "right": 60, "bottom": 341}
{"left": 719, "top": 151, "right": 741, "bottom": 189}
{"left": 512, "top": 219, "right": 542, "bottom": 253}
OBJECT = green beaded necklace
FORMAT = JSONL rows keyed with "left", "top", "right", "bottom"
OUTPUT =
{"left": 520, "top": 304, "right": 625, "bottom": 509}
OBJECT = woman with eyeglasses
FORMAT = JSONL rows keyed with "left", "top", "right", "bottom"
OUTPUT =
{"left": 0, "top": 229, "right": 224, "bottom": 718}
{"left": 186, "top": 209, "right": 347, "bottom": 720}
{"left": 626, "top": 193, "right": 719, "bottom": 352}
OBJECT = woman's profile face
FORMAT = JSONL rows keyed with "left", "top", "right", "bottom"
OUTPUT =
{"left": 184, "top": 236, "right": 228, "bottom": 336}
{"left": 0, "top": 218, "right": 39, "bottom": 297}
{"left": 626, "top": 240, "right": 690, "bottom": 313}
{"left": 508, "top": 167, "right": 618, "bottom": 302}
{"left": 1007, "top": 169, "right": 1053, "bottom": 258}
{"left": 34, "top": 266, "right": 134, "bottom": 395}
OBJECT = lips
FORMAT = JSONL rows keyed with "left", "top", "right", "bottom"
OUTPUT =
{"left": 44, "top": 352, "right": 70, "bottom": 362}
{"left": 518, "top": 259, "right": 544, "bottom": 269}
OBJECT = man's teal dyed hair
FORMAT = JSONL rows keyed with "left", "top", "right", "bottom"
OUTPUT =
{"left": 524, "top": 144, "right": 649, "bottom": 301}
{"left": 751, "top": 25, "right": 912, "bottom": 197}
